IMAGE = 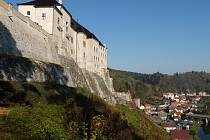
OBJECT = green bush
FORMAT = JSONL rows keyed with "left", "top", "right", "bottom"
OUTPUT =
{"left": 6, "top": 105, "right": 69, "bottom": 140}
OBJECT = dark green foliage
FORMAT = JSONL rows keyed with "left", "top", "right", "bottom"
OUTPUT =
{"left": 207, "top": 103, "right": 210, "bottom": 115}
{"left": 199, "top": 97, "right": 210, "bottom": 115}
{"left": 6, "top": 105, "right": 68, "bottom": 140}
{"left": 109, "top": 69, "right": 210, "bottom": 100}
{"left": 109, "top": 69, "right": 153, "bottom": 99}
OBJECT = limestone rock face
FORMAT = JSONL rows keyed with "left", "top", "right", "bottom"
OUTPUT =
{"left": 0, "top": 55, "right": 115, "bottom": 104}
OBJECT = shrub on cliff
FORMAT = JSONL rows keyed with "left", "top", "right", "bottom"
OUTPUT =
{"left": 6, "top": 105, "right": 69, "bottom": 140}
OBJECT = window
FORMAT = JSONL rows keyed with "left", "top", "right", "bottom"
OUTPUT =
{"left": 42, "top": 13, "right": 46, "bottom": 20}
{"left": 83, "top": 41, "right": 86, "bottom": 47}
{"left": 58, "top": 18, "right": 60, "bottom": 24}
{"left": 27, "top": 11, "right": 30, "bottom": 16}
{"left": 71, "top": 49, "right": 74, "bottom": 55}
{"left": 70, "top": 37, "right": 73, "bottom": 44}
{"left": 66, "top": 21, "right": 69, "bottom": 32}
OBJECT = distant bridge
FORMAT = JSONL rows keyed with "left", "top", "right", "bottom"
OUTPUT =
{"left": 186, "top": 113, "right": 210, "bottom": 119}
{"left": 186, "top": 113, "right": 210, "bottom": 126}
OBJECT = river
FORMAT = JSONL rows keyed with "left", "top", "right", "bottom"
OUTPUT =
{"left": 197, "top": 126, "right": 210, "bottom": 140}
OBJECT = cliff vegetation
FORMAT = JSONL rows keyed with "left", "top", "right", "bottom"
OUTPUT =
{"left": 0, "top": 81, "right": 169, "bottom": 140}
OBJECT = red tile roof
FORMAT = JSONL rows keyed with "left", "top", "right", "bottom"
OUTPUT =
{"left": 171, "top": 102, "right": 179, "bottom": 108}
{"left": 144, "top": 104, "right": 151, "bottom": 109}
{"left": 171, "top": 130, "right": 190, "bottom": 140}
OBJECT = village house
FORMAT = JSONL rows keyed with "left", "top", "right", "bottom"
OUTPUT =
{"left": 177, "top": 120, "right": 190, "bottom": 131}
{"left": 169, "top": 101, "right": 180, "bottom": 113}
{"left": 163, "top": 92, "right": 175, "bottom": 100}
{"left": 173, "top": 111, "right": 182, "bottom": 122}
{"left": 140, "top": 105, "right": 145, "bottom": 110}
{"left": 174, "top": 107, "right": 184, "bottom": 114}
{"left": 161, "top": 121, "right": 176, "bottom": 133}
{"left": 144, "top": 104, "right": 152, "bottom": 110}
{"left": 158, "top": 111, "right": 168, "bottom": 121}
{"left": 198, "top": 92, "right": 209, "bottom": 97}
{"left": 174, "top": 95, "right": 180, "bottom": 102}
{"left": 193, "top": 96, "right": 201, "bottom": 102}
{"left": 180, "top": 96, "right": 187, "bottom": 103}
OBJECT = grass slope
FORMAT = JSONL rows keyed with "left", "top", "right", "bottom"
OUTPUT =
{"left": 116, "top": 105, "right": 170, "bottom": 140}
{"left": 0, "top": 81, "right": 169, "bottom": 140}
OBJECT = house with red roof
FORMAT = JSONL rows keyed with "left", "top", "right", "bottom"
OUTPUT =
{"left": 161, "top": 121, "right": 176, "bottom": 133}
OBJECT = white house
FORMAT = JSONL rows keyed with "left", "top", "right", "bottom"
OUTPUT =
{"left": 161, "top": 121, "right": 176, "bottom": 133}
{"left": 163, "top": 92, "right": 175, "bottom": 100}
{"left": 18, "top": 0, "right": 108, "bottom": 77}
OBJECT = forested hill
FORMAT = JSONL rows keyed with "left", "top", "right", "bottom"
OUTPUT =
{"left": 109, "top": 69, "right": 210, "bottom": 99}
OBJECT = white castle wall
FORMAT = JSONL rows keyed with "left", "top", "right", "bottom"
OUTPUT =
{"left": 17, "top": 2, "right": 108, "bottom": 77}
{"left": 18, "top": 6, "right": 54, "bottom": 34}
{"left": 0, "top": 2, "right": 59, "bottom": 64}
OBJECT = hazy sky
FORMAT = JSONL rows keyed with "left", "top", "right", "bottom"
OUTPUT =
{"left": 8, "top": 0, "right": 210, "bottom": 74}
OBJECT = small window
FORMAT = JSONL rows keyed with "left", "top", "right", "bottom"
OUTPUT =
{"left": 58, "top": 18, "right": 60, "bottom": 24}
{"left": 66, "top": 21, "right": 69, "bottom": 32}
{"left": 70, "top": 37, "right": 73, "bottom": 44}
{"left": 71, "top": 49, "right": 74, "bottom": 55}
{"left": 83, "top": 41, "right": 86, "bottom": 47}
{"left": 42, "top": 13, "right": 46, "bottom": 20}
{"left": 27, "top": 11, "right": 30, "bottom": 16}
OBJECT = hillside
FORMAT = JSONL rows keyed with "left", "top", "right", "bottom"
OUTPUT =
{"left": 0, "top": 81, "right": 169, "bottom": 140}
{"left": 109, "top": 69, "right": 210, "bottom": 100}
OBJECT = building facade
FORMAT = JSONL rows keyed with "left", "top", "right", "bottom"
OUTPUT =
{"left": 18, "top": 0, "right": 108, "bottom": 76}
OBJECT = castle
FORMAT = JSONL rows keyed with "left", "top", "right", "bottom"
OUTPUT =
{"left": 17, "top": 0, "right": 108, "bottom": 77}
{"left": 0, "top": 0, "right": 115, "bottom": 103}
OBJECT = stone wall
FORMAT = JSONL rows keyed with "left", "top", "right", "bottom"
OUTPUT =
{"left": 0, "top": 6, "right": 59, "bottom": 64}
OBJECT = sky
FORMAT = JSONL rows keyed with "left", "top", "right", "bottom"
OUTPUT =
{"left": 8, "top": 0, "right": 210, "bottom": 74}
